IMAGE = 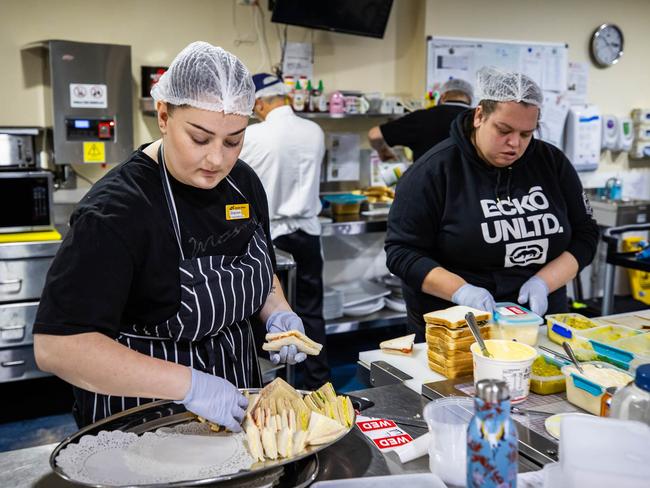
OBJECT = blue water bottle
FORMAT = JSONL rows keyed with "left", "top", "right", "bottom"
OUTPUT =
{"left": 467, "top": 379, "right": 518, "bottom": 488}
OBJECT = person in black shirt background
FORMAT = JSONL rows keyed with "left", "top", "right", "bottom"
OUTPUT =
{"left": 368, "top": 78, "right": 473, "bottom": 162}
{"left": 33, "top": 42, "right": 308, "bottom": 428}
{"left": 385, "top": 67, "right": 599, "bottom": 340}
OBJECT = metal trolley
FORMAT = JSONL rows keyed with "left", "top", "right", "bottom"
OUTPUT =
{"left": 601, "top": 223, "right": 650, "bottom": 315}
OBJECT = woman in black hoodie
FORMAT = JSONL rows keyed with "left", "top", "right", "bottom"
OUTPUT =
{"left": 385, "top": 67, "right": 599, "bottom": 339}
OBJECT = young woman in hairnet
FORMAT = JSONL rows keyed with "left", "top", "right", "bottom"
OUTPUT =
{"left": 33, "top": 42, "right": 307, "bottom": 428}
{"left": 386, "top": 67, "right": 599, "bottom": 340}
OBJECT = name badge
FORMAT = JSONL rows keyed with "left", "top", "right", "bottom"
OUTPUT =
{"left": 226, "top": 204, "right": 250, "bottom": 221}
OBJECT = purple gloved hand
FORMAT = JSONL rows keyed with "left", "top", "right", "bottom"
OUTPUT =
{"left": 451, "top": 284, "right": 496, "bottom": 313}
{"left": 176, "top": 368, "right": 248, "bottom": 432}
{"left": 265, "top": 311, "right": 308, "bottom": 365}
{"left": 517, "top": 276, "right": 549, "bottom": 317}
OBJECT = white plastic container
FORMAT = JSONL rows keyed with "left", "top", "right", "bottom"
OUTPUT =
{"left": 423, "top": 397, "right": 474, "bottom": 486}
{"left": 470, "top": 339, "right": 537, "bottom": 403}
{"left": 542, "top": 415, "right": 650, "bottom": 488}
{"left": 491, "top": 302, "right": 543, "bottom": 346}
{"left": 312, "top": 473, "right": 447, "bottom": 488}
{"left": 561, "top": 361, "right": 633, "bottom": 415}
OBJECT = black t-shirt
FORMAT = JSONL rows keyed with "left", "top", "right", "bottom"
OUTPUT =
{"left": 379, "top": 102, "right": 470, "bottom": 161}
{"left": 34, "top": 144, "right": 276, "bottom": 338}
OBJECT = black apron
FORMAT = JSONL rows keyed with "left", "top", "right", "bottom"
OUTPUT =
{"left": 74, "top": 145, "right": 274, "bottom": 426}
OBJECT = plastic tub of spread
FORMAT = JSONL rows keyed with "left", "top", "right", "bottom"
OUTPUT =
{"left": 561, "top": 361, "right": 634, "bottom": 415}
{"left": 577, "top": 324, "right": 641, "bottom": 345}
{"left": 322, "top": 194, "right": 367, "bottom": 215}
{"left": 470, "top": 340, "right": 537, "bottom": 403}
{"left": 546, "top": 313, "right": 600, "bottom": 345}
{"left": 491, "top": 302, "right": 543, "bottom": 346}
{"left": 530, "top": 354, "right": 567, "bottom": 395}
{"left": 587, "top": 332, "right": 650, "bottom": 371}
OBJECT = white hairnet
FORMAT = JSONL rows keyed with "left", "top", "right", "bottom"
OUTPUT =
{"left": 475, "top": 66, "right": 543, "bottom": 107}
{"left": 441, "top": 78, "right": 473, "bottom": 101}
{"left": 151, "top": 41, "right": 255, "bottom": 116}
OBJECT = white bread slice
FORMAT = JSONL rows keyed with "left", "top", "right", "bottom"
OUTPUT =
{"left": 261, "top": 426, "right": 278, "bottom": 459}
{"left": 277, "top": 427, "right": 293, "bottom": 458}
{"left": 263, "top": 330, "right": 323, "bottom": 355}
{"left": 244, "top": 414, "right": 265, "bottom": 462}
{"left": 423, "top": 305, "right": 491, "bottom": 329}
{"left": 380, "top": 334, "right": 415, "bottom": 355}
{"left": 292, "top": 430, "right": 309, "bottom": 456}
{"left": 306, "top": 411, "right": 346, "bottom": 446}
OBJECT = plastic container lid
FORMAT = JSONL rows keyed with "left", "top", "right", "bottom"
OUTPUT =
{"left": 493, "top": 302, "right": 543, "bottom": 326}
{"left": 636, "top": 364, "right": 650, "bottom": 392}
{"left": 322, "top": 194, "right": 367, "bottom": 205}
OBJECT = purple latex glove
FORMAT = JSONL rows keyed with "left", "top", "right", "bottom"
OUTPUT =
{"left": 518, "top": 276, "right": 549, "bottom": 317}
{"left": 265, "top": 311, "right": 308, "bottom": 365}
{"left": 176, "top": 368, "right": 248, "bottom": 432}
{"left": 451, "top": 284, "right": 496, "bottom": 313}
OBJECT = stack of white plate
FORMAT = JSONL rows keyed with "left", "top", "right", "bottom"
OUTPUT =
{"left": 330, "top": 280, "right": 391, "bottom": 317}
{"left": 375, "top": 274, "right": 406, "bottom": 312}
{"left": 323, "top": 287, "right": 344, "bottom": 320}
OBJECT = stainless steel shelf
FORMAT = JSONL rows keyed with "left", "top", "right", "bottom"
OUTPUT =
{"left": 325, "top": 309, "right": 406, "bottom": 335}
{"left": 321, "top": 215, "right": 388, "bottom": 237}
{"left": 297, "top": 112, "right": 400, "bottom": 120}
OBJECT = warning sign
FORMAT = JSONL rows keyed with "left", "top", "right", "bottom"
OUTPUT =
{"left": 70, "top": 83, "right": 107, "bottom": 108}
{"left": 83, "top": 142, "right": 106, "bottom": 163}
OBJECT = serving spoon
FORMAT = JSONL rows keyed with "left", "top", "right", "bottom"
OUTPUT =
{"left": 466, "top": 312, "right": 491, "bottom": 358}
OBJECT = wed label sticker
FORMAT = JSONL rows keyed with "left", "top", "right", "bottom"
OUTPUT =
{"left": 355, "top": 415, "right": 413, "bottom": 452}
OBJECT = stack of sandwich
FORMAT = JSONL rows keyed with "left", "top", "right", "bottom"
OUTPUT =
{"left": 423, "top": 305, "right": 491, "bottom": 378}
{"left": 243, "top": 379, "right": 354, "bottom": 463}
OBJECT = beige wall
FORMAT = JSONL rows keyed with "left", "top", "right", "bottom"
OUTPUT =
{"left": 425, "top": 0, "right": 650, "bottom": 115}
{"left": 0, "top": 0, "right": 424, "bottom": 130}
{"left": 1, "top": 0, "right": 425, "bottom": 181}
{"left": 2, "top": 0, "right": 649, "bottom": 183}
{"left": 425, "top": 0, "right": 650, "bottom": 182}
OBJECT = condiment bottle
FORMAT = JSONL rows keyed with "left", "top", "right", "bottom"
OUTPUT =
{"left": 306, "top": 80, "right": 315, "bottom": 112}
{"left": 610, "top": 364, "right": 650, "bottom": 426}
{"left": 467, "top": 379, "right": 518, "bottom": 488}
{"left": 317, "top": 80, "right": 328, "bottom": 112}
{"left": 329, "top": 90, "right": 345, "bottom": 116}
{"left": 292, "top": 80, "right": 305, "bottom": 112}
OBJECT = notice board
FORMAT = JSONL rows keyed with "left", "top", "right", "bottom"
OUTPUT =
{"left": 426, "top": 36, "right": 571, "bottom": 148}
{"left": 426, "top": 36, "right": 568, "bottom": 95}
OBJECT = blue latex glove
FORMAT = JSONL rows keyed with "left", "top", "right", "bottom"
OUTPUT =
{"left": 176, "top": 368, "right": 248, "bottom": 432}
{"left": 451, "top": 284, "right": 496, "bottom": 313}
{"left": 518, "top": 276, "right": 549, "bottom": 317}
{"left": 265, "top": 311, "right": 308, "bottom": 365}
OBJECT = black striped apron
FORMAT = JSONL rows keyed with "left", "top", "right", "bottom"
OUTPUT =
{"left": 76, "top": 145, "right": 274, "bottom": 426}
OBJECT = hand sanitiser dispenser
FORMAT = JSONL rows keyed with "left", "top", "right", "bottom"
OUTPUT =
{"left": 564, "top": 105, "right": 601, "bottom": 171}
{"left": 601, "top": 114, "right": 618, "bottom": 151}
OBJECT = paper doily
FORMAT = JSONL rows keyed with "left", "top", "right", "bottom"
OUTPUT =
{"left": 56, "top": 422, "right": 254, "bottom": 486}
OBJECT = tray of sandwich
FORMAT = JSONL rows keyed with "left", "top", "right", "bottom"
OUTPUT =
{"left": 50, "top": 379, "right": 355, "bottom": 487}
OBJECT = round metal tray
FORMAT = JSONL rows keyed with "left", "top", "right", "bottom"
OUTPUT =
{"left": 50, "top": 389, "right": 353, "bottom": 487}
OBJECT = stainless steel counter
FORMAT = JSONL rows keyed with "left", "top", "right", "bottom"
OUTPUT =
{"left": 0, "top": 384, "right": 536, "bottom": 487}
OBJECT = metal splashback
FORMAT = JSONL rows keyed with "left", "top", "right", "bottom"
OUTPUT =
{"left": 25, "top": 40, "right": 133, "bottom": 166}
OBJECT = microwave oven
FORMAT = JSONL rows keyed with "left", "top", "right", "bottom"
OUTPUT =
{"left": 0, "top": 171, "right": 54, "bottom": 233}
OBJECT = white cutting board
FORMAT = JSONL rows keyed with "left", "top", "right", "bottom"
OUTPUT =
{"left": 358, "top": 343, "right": 446, "bottom": 394}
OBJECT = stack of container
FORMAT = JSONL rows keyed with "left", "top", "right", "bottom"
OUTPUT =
{"left": 424, "top": 307, "right": 491, "bottom": 379}
{"left": 630, "top": 108, "right": 650, "bottom": 159}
